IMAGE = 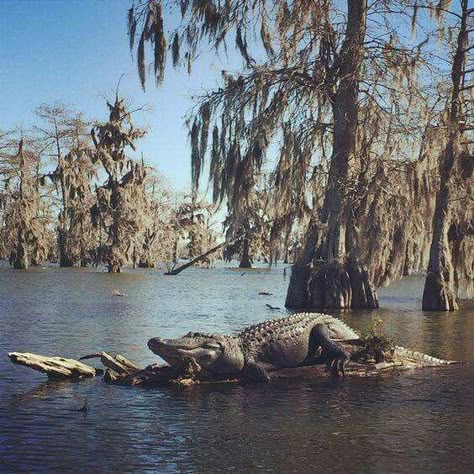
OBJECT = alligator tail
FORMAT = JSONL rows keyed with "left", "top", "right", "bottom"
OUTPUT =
{"left": 393, "top": 346, "right": 463, "bottom": 366}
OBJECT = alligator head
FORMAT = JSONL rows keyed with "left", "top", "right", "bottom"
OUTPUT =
{"left": 148, "top": 332, "right": 245, "bottom": 377}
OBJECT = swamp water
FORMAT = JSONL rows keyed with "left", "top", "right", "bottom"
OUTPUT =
{"left": 0, "top": 265, "right": 473, "bottom": 472}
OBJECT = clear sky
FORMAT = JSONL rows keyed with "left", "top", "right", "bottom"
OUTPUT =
{"left": 0, "top": 0, "right": 241, "bottom": 193}
{"left": 0, "top": 1, "right": 456, "bottom": 194}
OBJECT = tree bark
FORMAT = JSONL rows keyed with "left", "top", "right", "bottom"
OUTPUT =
{"left": 286, "top": 0, "right": 378, "bottom": 310}
{"left": 422, "top": 0, "right": 468, "bottom": 311}
{"left": 239, "top": 237, "right": 252, "bottom": 268}
{"left": 58, "top": 227, "right": 74, "bottom": 267}
{"left": 11, "top": 229, "right": 29, "bottom": 269}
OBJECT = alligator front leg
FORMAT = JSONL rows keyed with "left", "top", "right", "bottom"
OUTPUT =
{"left": 242, "top": 360, "right": 271, "bottom": 383}
{"left": 311, "top": 323, "right": 351, "bottom": 376}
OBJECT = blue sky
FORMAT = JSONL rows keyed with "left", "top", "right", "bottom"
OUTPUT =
{"left": 0, "top": 1, "right": 457, "bottom": 194}
{"left": 0, "top": 0, "right": 241, "bottom": 192}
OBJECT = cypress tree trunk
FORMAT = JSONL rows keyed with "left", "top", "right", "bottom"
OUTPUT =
{"left": 11, "top": 230, "right": 29, "bottom": 269}
{"left": 105, "top": 186, "right": 122, "bottom": 273}
{"left": 108, "top": 262, "right": 122, "bottom": 273}
{"left": 56, "top": 132, "right": 74, "bottom": 268}
{"left": 58, "top": 226, "right": 74, "bottom": 267}
{"left": 422, "top": 0, "right": 468, "bottom": 311}
{"left": 239, "top": 238, "right": 252, "bottom": 268}
{"left": 286, "top": 0, "right": 378, "bottom": 310}
{"left": 422, "top": 143, "right": 459, "bottom": 311}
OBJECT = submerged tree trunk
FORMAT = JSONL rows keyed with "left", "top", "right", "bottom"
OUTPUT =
{"left": 422, "top": 0, "right": 469, "bottom": 311}
{"left": 108, "top": 262, "right": 122, "bottom": 273}
{"left": 286, "top": 0, "right": 377, "bottom": 310}
{"left": 11, "top": 229, "right": 29, "bottom": 269}
{"left": 57, "top": 226, "right": 74, "bottom": 267}
{"left": 239, "top": 238, "right": 252, "bottom": 268}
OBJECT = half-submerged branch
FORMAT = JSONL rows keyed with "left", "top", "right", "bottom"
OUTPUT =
{"left": 165, "top": 231, "right": 247, "bottom": 275}
{"left": 8, "top": 352, "right": 102, "bottom": 379}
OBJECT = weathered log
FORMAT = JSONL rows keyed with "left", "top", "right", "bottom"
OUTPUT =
{"left": 8, "top": 352, "right": 102, "bottom": 379}
{"left": 104, "top": 348, "right": 463, "bottom": 388}
{"left": 79, "top": 352, "right": 141, "bottom": 375}
{"left": 8, "top": 346, "right": 464, "bottom": 387}
{"left": 104, "top": 360, "right": 432, "bottom": 388}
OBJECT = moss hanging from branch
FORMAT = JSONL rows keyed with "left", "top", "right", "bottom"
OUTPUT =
{"left": 126, "top": 1, "right": 472, "bottom": 307}
{"left": 0, "top": 139, "right": 50, "bottom": 269}
{"left": 90, "top": 97, "right": 149, "bottom": 273}
{"left": 34, "top": 103, "right": 98, "bottom": 267}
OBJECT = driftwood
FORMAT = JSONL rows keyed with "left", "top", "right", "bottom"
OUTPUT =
{"left": 79, "top": 351, "right": 140, "bottom": 374}
{"left": 8, "top": 341, "right": 464, "bottom": 388}
{"left": 165, "top": 231, "right": 248, "bottom": 275}
{"left": 8, "top": 352, "right": 103, "bottom": 379}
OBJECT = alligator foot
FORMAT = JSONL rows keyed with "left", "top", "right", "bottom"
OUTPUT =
{"left": 312, "top": 323, "right": 351, "bottom": 377}
{"left": 327, "top": 355, "right": 350, "bottom": 377}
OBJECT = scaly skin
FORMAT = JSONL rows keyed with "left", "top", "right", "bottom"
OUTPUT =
{"left": 148, "top": 313, "right": 358, "bottom": 382}
{"left": 148, "top": 313, "right": 458, "bottom": 382}
{"left": 392, "top": 346, "right": 457, "bottom": 365}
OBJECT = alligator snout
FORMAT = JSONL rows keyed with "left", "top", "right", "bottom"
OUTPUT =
{"left": 148, "top": 337, "right": 184, "bottom": 366}
{"left": 148, "top": 337, "right": 164, "bottom": 353}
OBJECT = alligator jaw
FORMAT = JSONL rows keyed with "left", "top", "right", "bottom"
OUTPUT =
{"left": 147, "top": 337, "right": 196, "bottom": 366}
{"left": 147, "top": 334, "right": 228, "bottom": 372}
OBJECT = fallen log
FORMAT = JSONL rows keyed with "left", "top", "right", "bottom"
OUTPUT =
{"left": 164, "top": 230, "right": 249, "bottom": 275}
{"left": 8, "top": 344, "right": 465, "bottom": 387}
{"left": 79, "top": 352, "right": 140, "bottom": 375}
{"left": 8, "top": 352, "right": 103, "bottom": 379}
{"left": 90, "top": 341, "right": 466, "bottom": 387}
{"left": 105, "top": 357, "right": 455, "bottom": 388}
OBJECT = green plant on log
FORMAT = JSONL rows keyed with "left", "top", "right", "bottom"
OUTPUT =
{"left": 355, "top": 316, "right": 395, "bottom": 363}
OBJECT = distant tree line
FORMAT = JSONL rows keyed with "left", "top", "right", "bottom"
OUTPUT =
{"left": 0, "top": 98, "right": 223, "bottom": 273}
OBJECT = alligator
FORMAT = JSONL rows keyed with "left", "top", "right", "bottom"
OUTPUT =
{"left": 148, "top": 313, "right": 457, "bottom": 383}
{"left": 149, "top": 313, "right": 354, "bottom": 382}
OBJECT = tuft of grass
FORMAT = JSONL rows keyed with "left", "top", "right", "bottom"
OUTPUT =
{"left": 357, "top": 317, "right": 395, "bottom": 362}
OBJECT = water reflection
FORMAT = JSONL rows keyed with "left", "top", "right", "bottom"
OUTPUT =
{"left": 0, "top": 267, "right": 473, "bottom": 471}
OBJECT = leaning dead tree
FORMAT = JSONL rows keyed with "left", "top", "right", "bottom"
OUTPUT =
{"left": 90, "top": 97, "right": 148, "bottom": 273}
{"left": 423, "top": 0, "right": 474, "bottom": 311}
{"left": 127, "top": 1, "right": 437, "bottom": 309}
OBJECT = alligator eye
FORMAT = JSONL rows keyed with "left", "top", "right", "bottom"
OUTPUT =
{"left": 203, "top": 343, "right": 221, "bottom": 350}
